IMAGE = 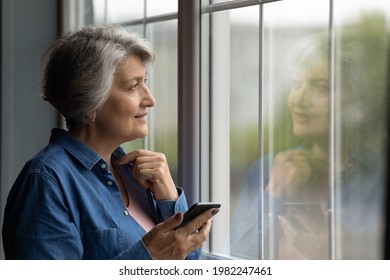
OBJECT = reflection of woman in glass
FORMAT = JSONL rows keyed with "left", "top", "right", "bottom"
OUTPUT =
{"left": 231, "top": 33, "right": 384, "bottom": 260}
{"left": 267, "top": 43, "right": 331, "bottom": 259}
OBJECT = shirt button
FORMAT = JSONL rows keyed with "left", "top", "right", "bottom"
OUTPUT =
{"left": 101, "top": 163, "right": 107, "bottom": 169}
{"left": 107, "top": 181, "right": 113, "bottom": 186}
{"left": 124, "top": 210, "right": 129, "bottom": 216}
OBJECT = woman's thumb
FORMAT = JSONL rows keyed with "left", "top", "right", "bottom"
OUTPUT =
{"left": 163, "top": 212, "right": 184, "bottom": 230}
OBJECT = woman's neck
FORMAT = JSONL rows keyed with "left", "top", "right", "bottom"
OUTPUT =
{"left": 311, "top": 138, "right": 350, "bottom": 173}
{"left": 69, "top": 124, "right": 117, "bottom": 163}
{"left": 311, "top": 139, "right": 328, "bottom": 160}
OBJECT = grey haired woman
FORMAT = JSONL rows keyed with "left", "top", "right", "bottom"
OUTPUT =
{"left": 2, "top": 25, "right": 217, "bottom": 260}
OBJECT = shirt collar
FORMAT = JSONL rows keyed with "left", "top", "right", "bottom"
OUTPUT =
{"left": 49, "top": 128, "right": 104, "bottom": 170}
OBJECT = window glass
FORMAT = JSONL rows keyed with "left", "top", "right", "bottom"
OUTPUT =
{"left": 146, "top": 0, "right": 177, "bottom": 17}
{"left": 231, "top": 0, "right": 331, "bottom": 260}
{"left": 231, "top": 1, "right": 329, "bottom": 259}
{"left": 201, "top": 5, "right": 260, "bottom": 258}
{"left": 332, "top": 0, "right": 389, "bottom": 259}
{"left": 124, "top": 24, "right": 144, "bottom": 36}
{"left": 229, "top": 6, "right": 261, "bottom": 258}
{"left": 92, "top": 0, "right": 144, "bottom": 24}
{"left": 229, "top": 0, "right": 389, "bottom": 260}
{"left": 146, "top": 20, "right": 179, "bottom": 182}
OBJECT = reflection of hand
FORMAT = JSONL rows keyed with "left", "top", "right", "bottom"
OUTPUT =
{"left": 265, "top": 150, "right": 328, "bottom": 201}
{"left": 142, "top": 209, "right": 216, "bottom": 259}
{"left": 116, "top": 149, "right": 178, "bottom": 200}
{"left": 278, "top": 207, "right": 328, "bottom": 259}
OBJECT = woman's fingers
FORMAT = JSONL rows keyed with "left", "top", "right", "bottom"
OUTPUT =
{"left": 117, "top": 149, "right": 177, "bottom": 200}
{"left": 142, "top": 210, "right": 214, "bottom": 260}
{"left": 180, "top": 208, "right": 217, "bottom": 235}
{"left": 266, "top": 149, "right": 329, "bottom": 199}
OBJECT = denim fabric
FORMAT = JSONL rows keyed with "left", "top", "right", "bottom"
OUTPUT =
{"left": 2, "top": 128, "right": 199, "bottom": 260}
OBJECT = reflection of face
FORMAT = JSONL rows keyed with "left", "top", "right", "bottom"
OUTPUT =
{"left": 287, "top": 61, "right": 330, "bottom": 141}
{"left": 96, "top": 55, "right": 156, "bottom": 143}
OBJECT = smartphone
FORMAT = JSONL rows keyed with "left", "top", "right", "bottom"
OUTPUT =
{"left": 179, "top": 202, "right": 221, "bottom": 227}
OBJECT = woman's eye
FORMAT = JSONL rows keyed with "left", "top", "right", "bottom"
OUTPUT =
{"left": 290, "top": 79, "right": 302, "bottom": 89}
{"left": 128, "top": 84, "right": 138, "bottom": 91}
{"left": 312, "top": 82, "right": 329, "bottom": 94}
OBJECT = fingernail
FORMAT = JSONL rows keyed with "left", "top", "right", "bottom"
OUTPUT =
{"left": 175, "top": 212, "right": 183, "bottom": 221}
{"left": 211, "top": 208, "right": 220, "bottom": 216}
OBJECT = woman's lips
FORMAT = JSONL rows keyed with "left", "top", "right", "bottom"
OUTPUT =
{"left": 292, "top": 111, "right": 310, "bottom": 122}
{"left": 135, "top": 113, "right": 148, "bottom": 122}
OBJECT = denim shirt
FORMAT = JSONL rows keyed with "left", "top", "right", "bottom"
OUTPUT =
{"left": 2, "top": 128, "right": 200, "bottom": 260}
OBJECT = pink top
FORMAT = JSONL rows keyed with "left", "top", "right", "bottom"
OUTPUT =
{"left": 126, "top": 183, "right": 155, "bottom": 232}
{"left": 113, "top": 161, "right": 156, "bottom": 232}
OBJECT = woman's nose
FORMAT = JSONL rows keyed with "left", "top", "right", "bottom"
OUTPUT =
{"left": 291, "top": 83, "right": 309, "bottom": 106}
{"left": 143, "top": 86, "right": 156, "bottom": 107}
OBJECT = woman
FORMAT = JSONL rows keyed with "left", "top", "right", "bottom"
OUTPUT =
{"left": 2, "top": 25, "right": 217, "bottom": 260}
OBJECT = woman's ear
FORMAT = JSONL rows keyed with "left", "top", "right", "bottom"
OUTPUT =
{"left": 87, "top": 111, "right": 97, "bottom": 124}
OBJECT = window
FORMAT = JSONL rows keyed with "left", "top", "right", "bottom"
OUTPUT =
{"left": 86, "top": 0, "right": 389, "bottom": 259}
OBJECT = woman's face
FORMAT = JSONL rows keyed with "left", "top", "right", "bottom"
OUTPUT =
{"left": 287, "top": 60, "right": 330, "bottom": 141}
{"left": 96, "top": 55, "right": 155, "bottom": 143}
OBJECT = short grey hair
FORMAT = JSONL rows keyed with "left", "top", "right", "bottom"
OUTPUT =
{"left": 41, "top": 24, "right": 155, "bottom": 126}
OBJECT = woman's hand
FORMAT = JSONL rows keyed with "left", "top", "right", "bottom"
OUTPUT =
{"left": 116, "top": 149, "right": 178, "bottom": 200}
{"left": 278, "top": 206, "right": 329, "bottom": 259}
{"left": 278, "top": 207, "right": 351, "bottom": 259}
{"left": 265, "top": 150, "right": 328, "bottom": 201}
{"left": 142, "top": 208, "right": 217, "bottom": 259}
